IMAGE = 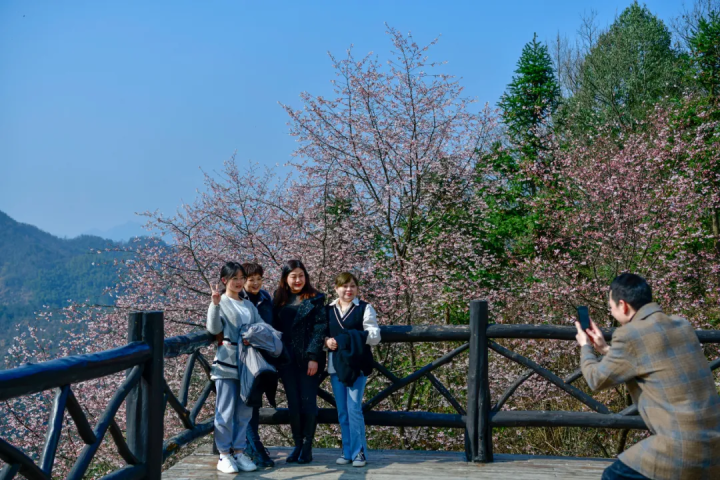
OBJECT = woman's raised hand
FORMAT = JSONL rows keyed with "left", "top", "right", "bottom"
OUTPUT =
{"left": 211, "top": 283, "right": 221, "bottom": 305}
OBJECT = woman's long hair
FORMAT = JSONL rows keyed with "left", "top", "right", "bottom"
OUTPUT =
{"left": 273, "top": 259, "right": 319, "bottom": 308}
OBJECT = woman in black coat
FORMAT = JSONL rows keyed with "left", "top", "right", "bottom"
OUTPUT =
{"left": 273, "top": 259, "right": 327, "bottom": 464}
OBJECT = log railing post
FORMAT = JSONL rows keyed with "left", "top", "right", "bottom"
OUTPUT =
{"left": 466, "top": 300, "right": 492, "bottom": 462}
{"left": 142, "top": 311, "right": 165, "bottom": 477}
{"left": 466, "top": 302, "right": 478, "bottom": 461}
{"left": 126, "top": 312, "right": 145, "bottom": 462}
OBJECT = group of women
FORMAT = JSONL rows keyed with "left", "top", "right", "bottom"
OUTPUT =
{"left": 206, "top": 259, "right": 380, "bottom": 474}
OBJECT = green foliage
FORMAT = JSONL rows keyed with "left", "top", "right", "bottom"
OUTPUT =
{"left": 499, "top": 33, "right": 560, "bottom": 161}
{"left": 562, "top": 2, "right": 683, "bottom": 133}
{"left": 479, "top": 143, "right": 538, "bottom": 262}
{"left": 0, "top": 210, "right": 131, "bottom": 358}
{"left": 491, "top": 35, "right": 559, "bottom": 274}
{"left": 689, "top": 10, "right": 720, "bottom": 101}
{"left": 491, "top": 35, "right": 559, "bottom": 276}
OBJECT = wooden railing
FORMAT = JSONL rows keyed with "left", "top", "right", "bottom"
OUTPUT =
{"left": 247, "top": 300, "right": 720, "bottom": 462}
{"left": 0, "top": 311, "right": 220, "bottom": 480}
{"left": 129, "top": 312, "right": 216, "bottom": 463}
{"left": 1, "top": 301, "right": 718, "bottom": 479}
{"left": 0, "top": 312, "right": 165, "bottom": 480}
{"left": 464, "top": 301, "right": 720, "bottom": 462}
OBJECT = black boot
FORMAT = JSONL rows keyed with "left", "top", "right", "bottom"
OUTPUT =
{"left": 246, "top": 410, "right": 275, "bottom": 468}
{"left": 286, "top": 414, "right": 303, "bottom": 463}
{"left": 297, "top": 413, "right": 317, "bottom": 464}
{"left": 248, "top": 438, "right": 275, "bottom": 468}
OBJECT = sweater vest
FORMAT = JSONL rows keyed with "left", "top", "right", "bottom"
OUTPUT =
{"left": 329, "top": 300, "right": 368, "bottom": 338}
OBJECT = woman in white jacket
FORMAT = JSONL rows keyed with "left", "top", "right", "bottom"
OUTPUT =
{"left": 206, "top": 261, "right": 265, "bottom": 474}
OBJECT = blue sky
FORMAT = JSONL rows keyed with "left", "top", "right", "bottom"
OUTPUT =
{"left": 0, "top": 0, "right": 685, "bottom": 239}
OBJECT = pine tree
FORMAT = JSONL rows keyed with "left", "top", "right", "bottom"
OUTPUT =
{"left": 498, "top": 33, "right": 560, "bottom": 162}
{"left": 488, "top": 34, "right": 559, "bottom": 260}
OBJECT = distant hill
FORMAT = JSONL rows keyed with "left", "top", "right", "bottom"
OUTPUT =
{"left": 82, "top": 221, "right": 149, "bottom": 242}
{"left": 0, "top": 211, "right": 136, "bottom": 360}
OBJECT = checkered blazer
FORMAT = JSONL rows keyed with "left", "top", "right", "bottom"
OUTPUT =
{"left": 581, "top": 303, "right": 720, "bottom": 480}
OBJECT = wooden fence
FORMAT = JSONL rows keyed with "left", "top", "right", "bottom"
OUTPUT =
{"left": 1, "top": 301, "right": 719, "bottom": 479}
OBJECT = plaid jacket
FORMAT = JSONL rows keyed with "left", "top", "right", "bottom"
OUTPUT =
{"left": 581, "top": 303, "right": 720, "bottom": 480}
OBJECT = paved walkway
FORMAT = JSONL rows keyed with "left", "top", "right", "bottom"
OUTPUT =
{"left": 163, "top": 444, "right": 613, "bottom": 479}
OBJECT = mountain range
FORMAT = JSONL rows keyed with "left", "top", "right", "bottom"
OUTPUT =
{"left": 0, "top": 210, "right": 137, "bottom": 361}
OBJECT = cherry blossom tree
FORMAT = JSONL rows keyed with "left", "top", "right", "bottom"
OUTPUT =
{"left": 282, "top": 26, "right": 500, "bottom": 322}
{"left": 3, "top": 27, "right": 719, "bottom": 475}
{"left": 485, "top": 99, "right": 720, "bottom": 457}
{"left": 499, "top": 103, "right": 720, "bottom": 327}
{"left": 1, "top": 26, "right": 501, "bottom": 471}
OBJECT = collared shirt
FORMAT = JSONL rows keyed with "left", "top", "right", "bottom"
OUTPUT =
{"left": 327, "top": 297, "right": 381, "bottom": 374}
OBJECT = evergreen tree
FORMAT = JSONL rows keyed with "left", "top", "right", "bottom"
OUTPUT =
{"left": 689, "top": 10, "right": 720, "bottom": 102}
{"left": 565, "top": 2, "right": 682, "bottom": 132}
{"left": 685, "top": 11, "right": 720, "bottom": 252}
{"left": 489, "top": 34, "right": 559, "bottom": 261}
{"left": 498, "top": 33, "right": 560, "bottom": 162}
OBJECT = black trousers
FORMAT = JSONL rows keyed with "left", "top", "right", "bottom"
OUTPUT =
{"left": 247, "top": 407, "right": 261, "bottom": 444}
{"left": 279, "top": 362, "right": 321, "bottom": 415}
{"left": 602, "top": 460, "right": 650, "bottom": 480}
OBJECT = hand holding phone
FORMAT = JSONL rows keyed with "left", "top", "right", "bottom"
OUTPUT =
{"left": 576, "top": 306, "right": 591, "bottom": 331}
{"left": 575, "top": 306, "right": 610, "bottom": 354}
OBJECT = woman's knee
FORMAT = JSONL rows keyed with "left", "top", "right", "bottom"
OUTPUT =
{"left": 348, "top": 405, "right": 364, "bottom": 422}
{"left": 285, "top": 392, "right": 303, "bottom": 414}
{"left": 299, "top": 395, "right": 318, "bottom": 414}
{"left": 346, "top": 392, "right": 364, "bottom": 412}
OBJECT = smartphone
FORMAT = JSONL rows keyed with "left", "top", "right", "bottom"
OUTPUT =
{"left": 576, "top": 306, "right": 591, "bottom": 331}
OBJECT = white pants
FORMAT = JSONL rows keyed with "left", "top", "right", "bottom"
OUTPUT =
{"left": 215, "top": 379, "right": 253, "bottom": 453}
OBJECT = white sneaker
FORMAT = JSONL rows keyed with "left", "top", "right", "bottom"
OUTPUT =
{"left": 233, "top": 452, "right": 258, "bottom": 472}
{"left": 217, "top": 456, "right": 239, "bottom": 474}
{"left": 352, "top": 451, "right": 367, "bottom": 468}
{"left": 336, "top": 457, "right": 352, "bottom": 465}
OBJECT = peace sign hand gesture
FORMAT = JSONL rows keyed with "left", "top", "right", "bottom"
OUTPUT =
{"left": 211, "top": 283, "right": 222, "bottom": 305}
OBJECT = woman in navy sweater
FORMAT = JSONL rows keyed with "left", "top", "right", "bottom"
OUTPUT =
{"left": 239, "top": 262, "right": 276, "bottom": 468}
{"left": 325, "top": 272, "right": 381, "bottom": 467}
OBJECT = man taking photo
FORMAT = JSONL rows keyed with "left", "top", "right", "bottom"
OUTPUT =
{"left": 575, "top": 273, "right": 720, "bottom": 480}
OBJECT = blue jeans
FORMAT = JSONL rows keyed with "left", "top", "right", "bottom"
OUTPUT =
{"left": 602, "top": 460, "right": 650, "bottom": 480}
{"left": 330, "top": 374, "right": 367, "bottom": 460}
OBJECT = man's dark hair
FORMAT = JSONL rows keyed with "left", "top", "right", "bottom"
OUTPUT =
{"left": 242, "top": 262, "right": 264, "bottom": 278}
{"left": 609, "top": 273, "right": 652, "bottom": 311}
